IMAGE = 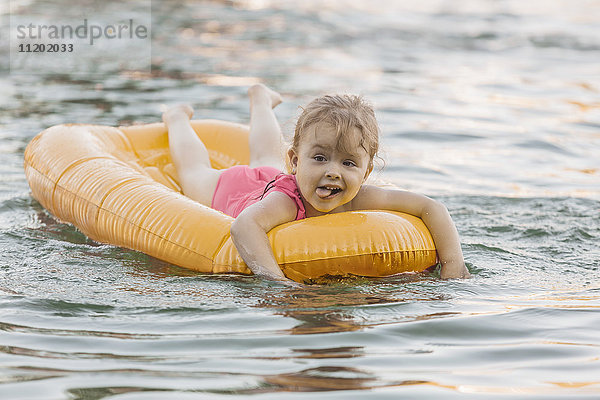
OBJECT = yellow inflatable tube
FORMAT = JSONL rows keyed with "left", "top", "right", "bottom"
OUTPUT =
{"left": 23, "top": 120, "right": 437, "bottom": 283}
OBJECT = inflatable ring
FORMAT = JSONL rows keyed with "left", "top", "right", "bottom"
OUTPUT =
{"left": 23, "top": 120, "right": 437, "bottom": 283}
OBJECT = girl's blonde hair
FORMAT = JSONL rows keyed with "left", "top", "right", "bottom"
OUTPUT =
{"left": 291, "top": 94, "right": 380, "bottom": 166}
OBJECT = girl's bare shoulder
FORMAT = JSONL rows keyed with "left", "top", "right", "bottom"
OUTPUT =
{"left": 238, "top": 191, "right": 298, "bottom": 230}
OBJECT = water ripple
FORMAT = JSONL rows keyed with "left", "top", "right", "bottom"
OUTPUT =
{"left": 1, "top": 0, "right": 600, "bottom": 398}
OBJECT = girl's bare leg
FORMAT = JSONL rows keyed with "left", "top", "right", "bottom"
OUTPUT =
{"left": 247, "top": 84, "right": 285, "bottom": 170}
{"left": 162, "top": 105, "right": 222, "bottom": 207}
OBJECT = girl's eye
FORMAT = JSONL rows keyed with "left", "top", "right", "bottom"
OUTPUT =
{"left": 314, "top": 155, "right": 326, "bottom": 162}
{"left": 343, "top": 160, "right": 357, "bottom": 167}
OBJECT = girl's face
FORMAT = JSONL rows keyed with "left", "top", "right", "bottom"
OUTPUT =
{"left": 288, "top": 122, "right": 372, "bottom": 217}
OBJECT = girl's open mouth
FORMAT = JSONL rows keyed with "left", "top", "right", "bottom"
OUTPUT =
{"left": 316, "top": 186, "right": 342, "bottom": 199}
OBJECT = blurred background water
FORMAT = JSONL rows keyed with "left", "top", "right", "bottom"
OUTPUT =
{"left": 1, "top": 0, "right": 599, "bottom": 398}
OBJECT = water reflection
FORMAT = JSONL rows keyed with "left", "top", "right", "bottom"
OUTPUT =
{"left": 264, "top": 366, "right": 384, "bottom": 391}
{"left": 3, "top": 0, "right": 600, "bottom": 398}
{"left": 256, "top": 281, "right": 456, "bottom": 335}
{"left": 292, "top": 346, "right": 363, "bottom": 359}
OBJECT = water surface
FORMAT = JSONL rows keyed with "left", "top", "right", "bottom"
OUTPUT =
{"left": 1, "top": 0, "right": 599, "bottom": 398}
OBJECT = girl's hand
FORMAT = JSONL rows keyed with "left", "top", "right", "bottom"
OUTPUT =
{"left": 352, "top": 185, "right": 470, "bottom": 279}
{"left": 440, "top": 259, "right": 470, "bottom": 279}
{"left": 230, "top": 191, "right": 298, "bottom": 283}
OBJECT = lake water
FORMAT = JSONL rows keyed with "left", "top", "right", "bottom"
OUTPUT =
{"left": 1, "top": 0, "right": 599, "bottom": 398}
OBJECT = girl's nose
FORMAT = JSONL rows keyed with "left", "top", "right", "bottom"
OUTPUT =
{"left": 326, "top": 166, "right": 341, "bottom": 179}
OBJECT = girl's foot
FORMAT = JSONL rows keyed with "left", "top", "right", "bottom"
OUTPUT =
{"left": 248, "top": 84, "right": 282, "bottom": 109}
{"left": 162, "top": 104, "right": 194, "bottom": 126}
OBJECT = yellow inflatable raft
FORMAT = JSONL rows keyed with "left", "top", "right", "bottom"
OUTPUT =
{"left": 23, "top": 120, "right": 437, "bottom": 283}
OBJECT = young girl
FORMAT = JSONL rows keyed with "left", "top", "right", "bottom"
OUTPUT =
{"left": 162, "top": 84, "right": 470, "bottom": 282}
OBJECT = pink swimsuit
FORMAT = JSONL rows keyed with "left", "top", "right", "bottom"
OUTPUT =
{"left": 211, "top": 165, "right": 306, "bottom": 220}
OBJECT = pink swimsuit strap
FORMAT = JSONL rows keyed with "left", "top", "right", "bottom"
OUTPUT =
{"left": 211, "top": 165, "right": 306, "bottom": 219}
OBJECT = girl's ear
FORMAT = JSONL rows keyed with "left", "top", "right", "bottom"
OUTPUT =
{"left": 287, "top": 148, "right": 299, "bottom": 174}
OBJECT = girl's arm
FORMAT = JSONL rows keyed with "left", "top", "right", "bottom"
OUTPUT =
{"left": 230, "top": 192, "right": 298, "bottom": 282}
{"left": 352, "top": 185, "right": 470, "bottom": 279}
